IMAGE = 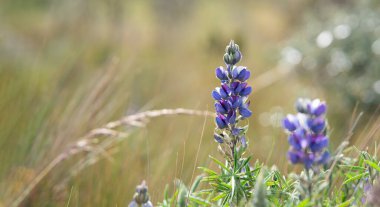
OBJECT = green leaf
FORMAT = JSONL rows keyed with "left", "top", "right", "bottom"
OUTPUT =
{"left": 198, "top": 167, "right": 218, "bottom": 175}
{"left": 190, "top": 175, "right": 203, "bottom": 193}
{"left": 189, "top": 195, "right": 211, "bottom": 206}
{"left": 364, "top": 160, "right": 380, "bottom": 172}
{"left": 343, "top": 172, "right": 369, "bottom": 184}
{"left": 252, "top": 169, "right": 268, "bottom": 207}
{"left": 296, "top": 199, "right": 310, "bottom": 207}
{"left": 209, "top": 155, "right": 231, "bottom": 172}
{"left": 230, "top": 176, "right": 236, "bottom": 203}
{"left": 212, "top": 192, "right": 227, "bottom": 201}
{"left": 236, "top": 156, "right": 252, "bottom": 173}
{"left": 336, "top": 198, "right": 353, "bottom": 207}
{"left": 338, "top": 165, "right": 366, "bottom": 171}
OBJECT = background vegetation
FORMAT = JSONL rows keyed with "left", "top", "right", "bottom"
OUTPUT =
{"left": 0, "top": 0, "right": 379, "bottom": 206}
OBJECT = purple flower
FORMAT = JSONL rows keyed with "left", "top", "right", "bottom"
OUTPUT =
{"left": 216, "top": 114, "right": 228, "bottom": 129}
{"left": 216, "top": 67, "right": 229, "bottom": 81}
{"left": 214, "top": 133, "right": 224, "bottom": 143}
{"left": 232, "top": 66, "right": 250, "bottom": 81}
{"left": 229, "top": 96, "right": 242, "bottom": 109}
{"left": 215, "top": 100, "right": 231, "bottom": 114}
{"left": 212, "top": 41, "right": 252, "bottom": 151}
{"left": 282, "top": 98, "right": 330, "bottom": 169}
{"left": 307, "top": 99, "right": 327, "bottom": 117}
{"left": 239, "top": 104, "right": 252, "bottom": 118}
{"left": 283, "top": 114, "right": 299, "bottom": 131}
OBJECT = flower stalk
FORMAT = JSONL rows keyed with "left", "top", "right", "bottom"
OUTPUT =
{"left": 212, "top": 40, "right": 252, "bottom": 165}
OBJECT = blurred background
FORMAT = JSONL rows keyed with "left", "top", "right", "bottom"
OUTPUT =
{"left": 1, "top": 0, "right": 379, "bottom": 206}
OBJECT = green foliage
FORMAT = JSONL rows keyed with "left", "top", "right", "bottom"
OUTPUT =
{"left": 156, "top": 145, "right": 380, "bottom": 207}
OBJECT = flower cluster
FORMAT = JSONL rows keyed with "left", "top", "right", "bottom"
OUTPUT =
{"left": 129, "top": 181, "right": 153, "bottom": 207}
{"left": 212, "top": 41, "right": 252, "bottom": 149}
{"left": 282, "top": 98, "right": 330, "bottom": 169}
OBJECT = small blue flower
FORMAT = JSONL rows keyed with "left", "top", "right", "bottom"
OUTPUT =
{"left": 216, "top": 66, "right": 229, "bottom": 82}
{"left": 214, "top": 133, "right": 224, "bottom": 143}
{"left": 310, "top": 135, "right": 328, "bottom": 152}
{"left": 307, "top": 117, "right": 326, "bottom": 134}
{"left": 283, "top": 114, "right": 299, "bottom": 131}
{"left": 232, "top": 66, "right": 251, "bottom": 82}
{"left": 216, "top": 114, "right": 228, "bottom": 129}
{"left": 239, "top": 85, "right": 252, "bottom": 97}
{"left": 282, "top": 98, "right": 330, "bottom": 169}
{"left": 227, "top": 110, "right": 237, "bottom": 125}
{"left": 229, "top": 96, "right": 242, "bottom": 109}
{"left": 307, "top": 99, "right": 327, "bottom": 117}
{"left": 215, "top": 100, "right": 231, "bottom": 114}
{"left": 239, "top": 101, "right": 252, "bottom": 118}
{"left": 230, "top": 82, "right": 245, "bottom": 95}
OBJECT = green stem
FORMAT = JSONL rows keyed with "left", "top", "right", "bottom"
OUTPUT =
{"left": 305, "top": 168, "right": 313, "bottom": 200}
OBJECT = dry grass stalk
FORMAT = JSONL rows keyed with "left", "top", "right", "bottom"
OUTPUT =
{"left": 10, "top": 108, "right": 213, "bottom": 207}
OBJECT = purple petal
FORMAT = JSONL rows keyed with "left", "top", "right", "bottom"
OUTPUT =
{"left": 232, "top": 66, "right": 239, "bottom": 79}
{"left": 214, "top": 133, "right": 224, "bottom": 143}
{"left": 215, "top": 102, "right": 227, "bottom": 114}
{"left": 215, "top": 115, "right": 228, "bottom": 129}
{"left": 215, "top": 67, "right": 228, "bottom": 81}
{"left": 229, "top": 96, "right": 242, "bottom": 108}
{"left": 227, "top": 111, "right": 236, "bottom": 124}
{"left": 304, "top": 153, "right": 315, "bottom": 169}
{"left": 307, "top": 99, "right": 327, "bottom": 116}
{"left": 239, "top": 86, "right": 252, "bottom": 96}
{"left": 288, "top": 151, "right": 301, "bottom": 164}
{"left": 236, "top": 68, "right": 250, "bottom": 82}
{"left": 288, "top": 134, "right": 302, "bottom": 150}
{"left": 220, "top": 84, "right": 230, "bottom": 98}
{"left": 317, "top": 151, "right": 330, "bottom": 165}
{"left": 241, "top": 136, "right": 247, "bottom": 148}
{"left": 242, "top": 70, "right": 250, "bottom": 82}
{"left": 212, "top": 89, "right": 222, "bottom": 100}
{"left": 313, "top": 101, "right": 327, "bottom": 116}
{"left": 310, "top": 135, "right": 329, "bottom": 152}
{"left": 239, "top": 105, "right": 252, "bottom": 118}
{"left": 282, "top": 114, "right": 299, "bottom": 131}
{"left": 300, "top": 138, "right": 309, "bottom": 149}
{"left": 307, "top": 117, "right": 326, "bottom": 134}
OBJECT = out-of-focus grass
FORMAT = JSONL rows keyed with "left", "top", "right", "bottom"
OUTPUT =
{"left": 0, "top": 0, "right": 378, "bottom": 206}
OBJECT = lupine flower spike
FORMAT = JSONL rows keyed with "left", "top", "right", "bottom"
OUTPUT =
{"left": 212, "top": 40, "right": 252, "bottom": 161}
{"left": 129, "top": 180, "right": 153, "bottom": 207}
{"left": 282, "top": 98, "right": 330, "bottom": 169}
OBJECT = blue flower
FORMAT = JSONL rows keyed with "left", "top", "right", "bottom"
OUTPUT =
{"left": 216, "top": 66, "right": 229, "bottom": 82}
{"left": 216, "top": 114, "right": 228, "bottom": 129}
{"left": 214, "top": 133, "right": 224, "bottom": 143}
{"left": 212, "top": 41, "right": 252, "bottom": 152}
{"left": 282, "top": 98, "right": 330, "bottom": 169}
{"left": 307, "top": 99, "right": 327, "bottom": 117}
{"left": 283, "top": 114, "right": 299, "bottom": 131}
{"left": 215, "top": 100, "right": 231, "bottom": 114}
